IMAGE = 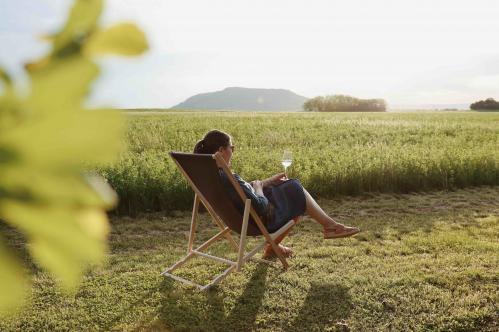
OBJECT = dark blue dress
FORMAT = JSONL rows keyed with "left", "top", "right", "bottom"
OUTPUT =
{"left": 219, "top": 169, "right": 306, "bottom": 233}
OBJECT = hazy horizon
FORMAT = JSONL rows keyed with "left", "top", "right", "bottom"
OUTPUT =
{"left": 1, "top": 0, "right": 499, "bottom": 109}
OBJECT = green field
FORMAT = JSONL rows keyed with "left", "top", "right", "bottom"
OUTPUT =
{"left": 1, "top": 187, "right": 497, "bottom": 331}
{"left": 101, "top": 111, "right": 499, "bottom": 215}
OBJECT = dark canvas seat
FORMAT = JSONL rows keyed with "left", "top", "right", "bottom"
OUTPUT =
{"left": 161, "top": 151, "right": 298, "bottom": 290}
{"left": 169, "top": 152, "right": 262, "bottom": 236}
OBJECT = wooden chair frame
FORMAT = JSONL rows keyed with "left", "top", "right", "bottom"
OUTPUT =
{"left": 161, "top": 152, "right": 297, "bottom": 290}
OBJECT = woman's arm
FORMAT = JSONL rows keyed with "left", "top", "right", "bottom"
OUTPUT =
{"left": 261, "top": 172, "right": 287, "bottom": 187}
{"left": 233, "top": 175, "right": 269, "bottom": 216}
{"left": 250, "top": 180, "right": 265, "bottom": 195}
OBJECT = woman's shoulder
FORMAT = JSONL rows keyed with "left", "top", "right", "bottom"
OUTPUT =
{"left": 218, "top": 168, "right": 243, "bottom": 181}
{"left": 218, "top": 167, "right": 239, "bottom": 176}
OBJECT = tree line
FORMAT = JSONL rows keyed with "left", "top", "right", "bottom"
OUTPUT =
{"left": 303, "top": 94, "right": 387, "bottom": 112}
{"left": 470, "top": 98, "right": 499, "bottom": 111}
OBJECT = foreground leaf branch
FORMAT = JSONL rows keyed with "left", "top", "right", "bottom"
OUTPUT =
{"left": 0, "top": 0, "right": 148, "bottom": 315}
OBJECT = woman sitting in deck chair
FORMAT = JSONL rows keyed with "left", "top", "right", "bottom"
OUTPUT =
{"left": 193, "top": 129, "right": 360, "bottom": 259}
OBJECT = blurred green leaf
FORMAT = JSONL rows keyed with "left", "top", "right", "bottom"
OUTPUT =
{"left": 0, "top": 169, "right": 117, "bottom": 208}
{"left": 85, "top": 23, "right": 149, "bottom": 56}
{"left": 0, "top": 90, "right": 22, "bottom": 131}
{"left": 27, "top": 57, "right": 99, "bottom": 113}
{"left": 25, "top": 0, "right": 103, "bottom": 73}
{"left": 83, "top": 174, "right": 118, "bottom": 209}
{"left": 0, "top": 67, "right": 12, "bottom": 87}
{"left": 1, "top": 200, "right": 108, "bottom": 290}
{"left": 1, "top": 109, "right": 123, "bottom": 168}
{"left": 52, "top": 0, "right": 103, "bottom": 56}
{"left": 0, "top": 0, "right": 148, "bottom": 315}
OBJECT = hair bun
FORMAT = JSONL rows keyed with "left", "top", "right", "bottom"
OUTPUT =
{"left": 193, "top": 130, "right": 231, "bottom": 154}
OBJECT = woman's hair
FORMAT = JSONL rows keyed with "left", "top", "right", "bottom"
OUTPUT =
{"left": 193, "top": 129, "right": 232, "bottom": 154}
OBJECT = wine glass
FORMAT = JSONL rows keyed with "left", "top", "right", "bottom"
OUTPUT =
{"left": 281, "top": 150, "right": 292, "bottom": 178}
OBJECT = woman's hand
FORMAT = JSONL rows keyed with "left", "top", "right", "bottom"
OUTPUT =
{"left": 262, "top": 172, "right": 288, "bottom": 187}
{"left": 250, "top": 180, "right": 264, "bottom": 195}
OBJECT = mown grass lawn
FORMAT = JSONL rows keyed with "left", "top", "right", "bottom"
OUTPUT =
{"left": 1, "top": 187, "right": 498, "bottom": 331}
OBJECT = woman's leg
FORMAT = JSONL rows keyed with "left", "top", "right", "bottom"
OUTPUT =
{"left": 303, "top": 189, "right": 337, "bottom": 227}
{"left": 263, "top": 188, "right": 359, "bottom": 257}
{"left": 303, "top": 188, "right": 360, "bottom": 237}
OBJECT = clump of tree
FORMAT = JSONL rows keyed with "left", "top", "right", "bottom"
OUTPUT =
{"left": 470, "top": 98, "right": 499, "bottom": 111}
{"left": 303, "top": 94, "right": 387, "bottom": 112}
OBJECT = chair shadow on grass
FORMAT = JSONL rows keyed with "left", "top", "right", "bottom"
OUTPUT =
{"left": 287, "top": 282, "right": 353, "bottom": 332}
{"left": 151, "top": 262, "right": 269, "bottom": 331}
{"left": 150, "top": 264, "right": 353, "bottom": 332}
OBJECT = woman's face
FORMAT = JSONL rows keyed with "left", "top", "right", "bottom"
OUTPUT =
{"left": 217, "top": 139, "right": 234, "bottom": 167}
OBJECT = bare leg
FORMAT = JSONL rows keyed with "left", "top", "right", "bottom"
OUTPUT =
{"left": 303, "top": 188, "right": 360, "bottom": 237}
{"left": 303, "top": 189, "right": 337, "bottom": 227}
{"left": 263, "top": 187, "right": 360, "bottom": 257}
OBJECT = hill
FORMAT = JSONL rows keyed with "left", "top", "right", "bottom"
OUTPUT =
{"left": 171, "top": 87, "right": 308, "bottom": 111}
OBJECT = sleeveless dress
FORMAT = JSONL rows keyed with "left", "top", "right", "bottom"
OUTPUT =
{"left": 219, "top": 169, "right": 306, "bottom": 233}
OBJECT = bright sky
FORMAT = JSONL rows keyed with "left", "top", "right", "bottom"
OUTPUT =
{"left": 1, "top": 0, "right": 499, "bottom": 108}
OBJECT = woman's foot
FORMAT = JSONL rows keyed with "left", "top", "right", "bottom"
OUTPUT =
{"left": 324, "top": 223, "right": 360, "bottom": 239}
{"left": 262, "top": 243, "right": 293, "bottom": 259}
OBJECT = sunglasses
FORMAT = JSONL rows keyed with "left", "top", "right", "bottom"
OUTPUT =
{"left": 229, "top": 145, "right": 235, "bottom": 152}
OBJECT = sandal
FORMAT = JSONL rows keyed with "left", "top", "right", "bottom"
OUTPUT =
{"left": 324, "top": 223, "right": 360, "bottom": 239}
{"left": 262, "top": 244, "right": 294, "bottom": 259}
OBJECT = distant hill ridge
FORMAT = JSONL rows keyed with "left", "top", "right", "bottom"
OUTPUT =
{"left": 171, "top": 87, "right": 308, "bottom": 111}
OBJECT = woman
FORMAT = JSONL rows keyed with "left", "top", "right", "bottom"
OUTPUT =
{"left": 193, "top": 129, "right": 360, "bottom": 258}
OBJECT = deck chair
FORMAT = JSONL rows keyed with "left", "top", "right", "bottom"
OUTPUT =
{"left": 161, "top": 151, "right": 299, "bottom": 290}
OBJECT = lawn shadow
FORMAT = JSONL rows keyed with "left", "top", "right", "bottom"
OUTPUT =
{"left": 151, "top": 263, "right": 269, "bottom": 331}
{"left": 286, "top": 282, "right": 353, "bottom": 332}
{"left": 150, "top": 268, "right": 353, "bottom": 332}
{"left": 221, "top": 263, "right": 269, "bottom": 331}
{"left": 100, "top": 285, "right": 163, "bottom": 331}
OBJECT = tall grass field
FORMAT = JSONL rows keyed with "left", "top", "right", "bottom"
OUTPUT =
{"left": 100, "top": 111, "right": 499, "bottom": 215}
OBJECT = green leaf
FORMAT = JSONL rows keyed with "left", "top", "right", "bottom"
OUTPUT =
{"left": 0, "top": 108, "right": 124, "bottom": 169}
{"left": 0, "top": 200, "right": 109, "bottom": 290}
{"left": 0, "top": 67, "right": 12, "bottom": 87}
{"left": 27, "top": 56, "right": 99, "bottom": 113}
{"left": 52, "top": 0, "right": 103, "bottom": 56}
{"left": 83, "top": 174, "right": 119, "bottom": 209}
{"left": 0, "top": 0, "right": 148, "bottom": 314}
{"left": 84, "top": 23, "right": 149, "bottom": 56}
{"left": 0, "top": 169, "right": 117, "bottom": 209}
{"left": 0, "top": 87, "right": 23, "bottom": 131}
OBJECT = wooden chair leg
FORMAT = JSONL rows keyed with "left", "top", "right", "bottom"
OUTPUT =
{"left": 187, "top": 194, "right": 200, "bottom": 253}
{"left": 161, "top": 227, "right": 237, "bottom": 290}
{"left": 237, "top": 199, "right": 251, "bottom": 271}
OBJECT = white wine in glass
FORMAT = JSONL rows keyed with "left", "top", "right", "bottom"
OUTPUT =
{"left": 282, "top": 150, "right": 292, "bottom": 177}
